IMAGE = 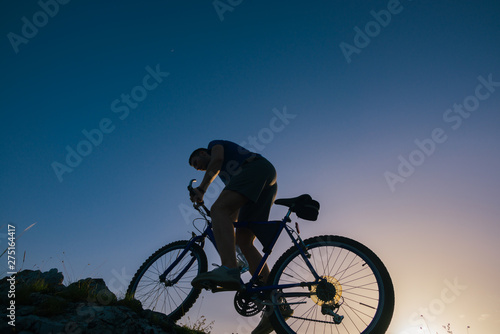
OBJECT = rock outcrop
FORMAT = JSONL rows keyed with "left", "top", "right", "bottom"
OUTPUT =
{"left": 0, "top": 269, "right": 197, "bottom": 334}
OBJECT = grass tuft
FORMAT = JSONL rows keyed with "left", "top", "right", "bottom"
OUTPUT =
{"left": 15, "top": 278, "right": 50, "bottom": 304}
{"left": 180, "top": 315, "right": 214, "bottom": 334}
{"left": 114, "top": 295, "right": 143, "bottom": 313}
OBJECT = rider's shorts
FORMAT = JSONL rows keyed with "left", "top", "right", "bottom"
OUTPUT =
{"left": 225, "top": 156, "right": 277, "bottom": 222}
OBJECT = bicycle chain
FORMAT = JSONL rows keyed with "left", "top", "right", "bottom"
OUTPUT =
{"left": 286, "top": 315, "right": 335, "bottom": 325}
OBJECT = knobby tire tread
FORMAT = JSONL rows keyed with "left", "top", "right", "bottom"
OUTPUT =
{"left": 268, "top": 235, "right": 394, "bottom": 334}
{"left": 126, "top": 240, "right": 208, "bottom": 322}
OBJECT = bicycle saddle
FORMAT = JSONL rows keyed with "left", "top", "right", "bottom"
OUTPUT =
{"left": 275, "top": 194, "right": 320, "bottom": 221}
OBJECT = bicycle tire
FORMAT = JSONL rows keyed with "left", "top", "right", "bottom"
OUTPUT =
{"left": 268, "top": 235, "right": 394, "bottom": 334}
{"left": 127, "top": 240, "right": 208, "bottom": 322}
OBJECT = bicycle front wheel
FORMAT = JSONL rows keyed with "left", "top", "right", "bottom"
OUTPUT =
{"left": 127, "top": 240, "right": 207, "bottom": 321}
{"left": 268, "top": 235, "right": 394, "bottom": 334}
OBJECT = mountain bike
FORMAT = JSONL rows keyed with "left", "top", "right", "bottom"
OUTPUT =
{"left": 127, "top": 180, "right": 394, "bottom": 333}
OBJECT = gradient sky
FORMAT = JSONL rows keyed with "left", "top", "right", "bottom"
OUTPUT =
{"left": 1, "top": 1, "right": 499, "bottom": 333}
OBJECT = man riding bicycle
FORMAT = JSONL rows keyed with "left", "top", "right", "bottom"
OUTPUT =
{"left": 189, "top": 140, "right": 277, "bottom": 290}
{"left": 126, "top": 139, "right": 393, "bottom": 333}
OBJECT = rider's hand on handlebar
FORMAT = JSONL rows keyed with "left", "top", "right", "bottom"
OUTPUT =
{"left": 190, "top": 187, "right": 205, "bottom": 204}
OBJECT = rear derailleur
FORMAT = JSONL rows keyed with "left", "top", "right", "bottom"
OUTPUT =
{"left": 321, "top": 304, "right": 344, "bottom": 325}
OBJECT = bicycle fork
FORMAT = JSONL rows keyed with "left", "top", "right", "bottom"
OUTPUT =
{"left": 159, "top": 236, "right": 205, "bottom": 285}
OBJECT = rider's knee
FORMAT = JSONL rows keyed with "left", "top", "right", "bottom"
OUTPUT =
{"left": 212, "top": 195, "right": 238, "bottom": 216}
{"left": 210, "top": 200, "right": 231, "bottom": 218}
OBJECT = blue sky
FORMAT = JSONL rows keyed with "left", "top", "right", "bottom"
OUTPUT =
{"left": 1, "top": 1, "right": 499, "bottom": 333}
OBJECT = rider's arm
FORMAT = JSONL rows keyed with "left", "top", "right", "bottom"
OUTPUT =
{"left": 198, "top": 144, "right": 224, "bottom": 193}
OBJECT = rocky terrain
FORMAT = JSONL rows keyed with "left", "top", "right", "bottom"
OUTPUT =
{"left": 0, "top": 268, "right": 200, "bottom": 334}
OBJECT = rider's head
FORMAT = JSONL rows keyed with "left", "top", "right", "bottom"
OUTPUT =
{"left": 189, "top": 148, "right": 211, "bottom": 171}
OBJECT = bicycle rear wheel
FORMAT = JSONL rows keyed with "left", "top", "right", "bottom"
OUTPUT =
{"left": 127, "top": 240, "right": 207, "bottom": 321}
{"left": 268, "top": 235, "right": 394, "bottom": 334}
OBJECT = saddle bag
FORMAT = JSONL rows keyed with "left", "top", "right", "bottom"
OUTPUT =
{"left": 294, "top": 195, "right": 320, "bottom": 221}
{"left": 275, "top": 194, "right": 320, "bottom": 221}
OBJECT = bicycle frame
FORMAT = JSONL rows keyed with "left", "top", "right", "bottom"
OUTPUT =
{"left": 130, "top": 180, "right": 394, "bottom": 332}
{"left": 160, "top": 202, "right": 322, "bottom": 297}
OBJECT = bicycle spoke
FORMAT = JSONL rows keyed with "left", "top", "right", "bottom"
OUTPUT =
{"left": 127, "top": 241, "right": 207, "bottom": 321}
{"left": 268, "top": 236, "right": 393, "bottom": 334}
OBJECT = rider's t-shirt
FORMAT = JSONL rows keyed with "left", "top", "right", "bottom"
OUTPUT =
{"left": 208, "top": 140, "right": 261, "bottom": 185}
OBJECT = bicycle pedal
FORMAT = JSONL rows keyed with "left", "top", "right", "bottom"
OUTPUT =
{"left": 211, "top": 284, "right": 243, "bottom": 293}
{"left": 201, "top": 283, "right": 244, "bottom": 293}
{"left": 210, "top": 286, "right": 228, "bottom": 293}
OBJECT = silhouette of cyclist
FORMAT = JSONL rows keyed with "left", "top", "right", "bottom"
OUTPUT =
{"left": 189, "top": 140, "right": 277, "bottom": 290}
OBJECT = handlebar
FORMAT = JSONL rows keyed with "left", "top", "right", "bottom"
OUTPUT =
{"left": 187, "top": 179, "right": 198, "bottom": 199}
{"left": 188, "top": 179, "right": 210, "bottom": 216}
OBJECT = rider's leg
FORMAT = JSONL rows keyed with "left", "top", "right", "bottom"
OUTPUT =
{"left": 236, "top": 227, "right": 270, "bottom": 282}
{"left": 210, "top": 189, "right": 248, "bottom": 269}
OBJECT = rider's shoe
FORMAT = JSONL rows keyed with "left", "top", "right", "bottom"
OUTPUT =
{"left": 191, "top": 266, "right": 241, "bottom": 291}
{"left": 252, "top": 301, "right": 293, "bottom": 334}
